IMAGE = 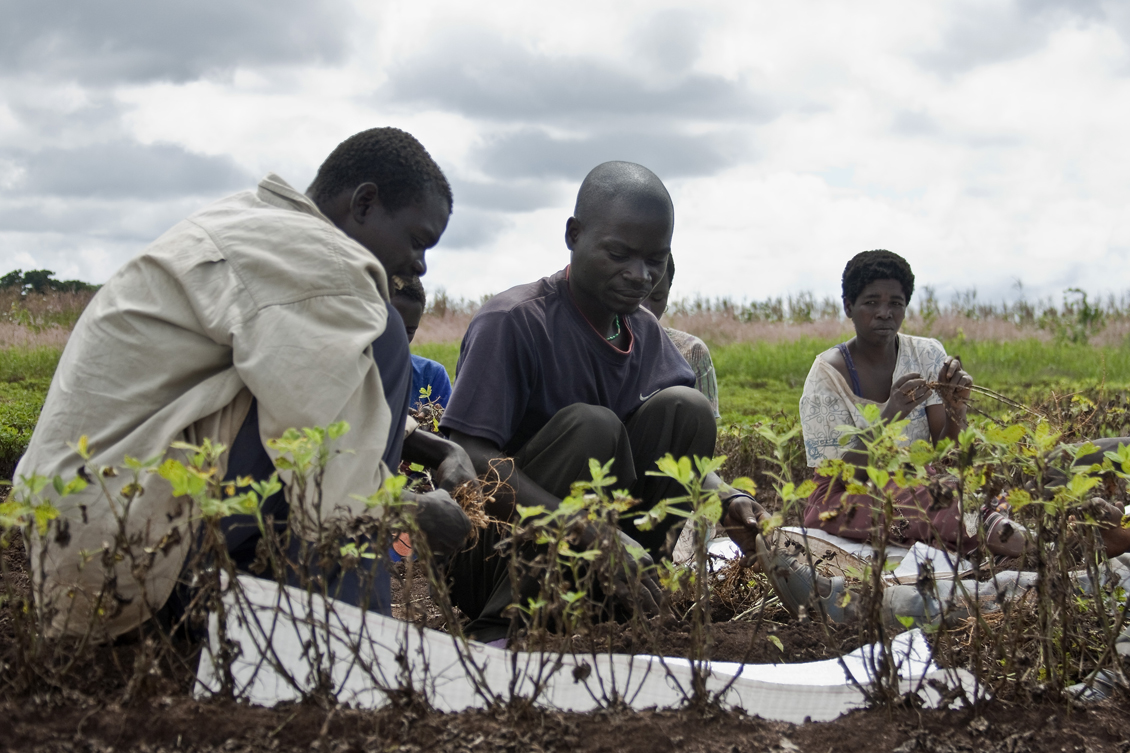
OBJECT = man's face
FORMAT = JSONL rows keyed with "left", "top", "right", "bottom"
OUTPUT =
{"left": 566, "top": 198, "right": 672, "bottom": 316}
{"left": 345, "top": 187, "right": 450, "bottom": 278}
{"left": 644, "top": 272, "right": 672, "bottom": 319}
{"left": 391, "top": 296, "right": 424, "bottom": 343}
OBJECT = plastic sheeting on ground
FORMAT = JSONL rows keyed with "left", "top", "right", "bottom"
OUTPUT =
{"left": 195, "top": 575, "right": 978, "bottom": 724}
{"left": 706, "top": 527, "right": 975, "bottom": 584}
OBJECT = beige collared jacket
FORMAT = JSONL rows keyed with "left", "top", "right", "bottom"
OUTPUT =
{"left": 15, "top": 174, "right": 397, "bottom": 638}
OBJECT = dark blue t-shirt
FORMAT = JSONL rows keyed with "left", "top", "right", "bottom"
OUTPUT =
{"left": 410, "top": 354, "right": 453, "bottom": 410}
{"left": 440, "top": 268, "right": 695, "bottom": 454}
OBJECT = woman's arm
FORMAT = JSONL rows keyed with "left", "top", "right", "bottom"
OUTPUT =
{"left": 928, "top": 356, "right": 972, "bottom": 444}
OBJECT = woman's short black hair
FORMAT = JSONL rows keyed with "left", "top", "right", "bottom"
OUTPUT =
{"left": 842, "top": 250, "right": 915, "bottom": 305}
{"left": 307, "top": 127, "right": 452, "bottom": 213}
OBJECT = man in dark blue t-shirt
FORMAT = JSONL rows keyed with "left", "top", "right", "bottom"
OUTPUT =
{"left": 440, "top": 161, "right": 765, "bottom": 642}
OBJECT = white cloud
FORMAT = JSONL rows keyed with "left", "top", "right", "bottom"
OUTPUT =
{"left": 1, "top": 0, "right": 1129, "bottom": 311}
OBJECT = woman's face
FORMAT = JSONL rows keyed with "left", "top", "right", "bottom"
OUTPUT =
{"left": 844, "top": 278, "right": 907, "bottom": 344}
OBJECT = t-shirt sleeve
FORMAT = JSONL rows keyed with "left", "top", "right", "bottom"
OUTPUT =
{"left": 440, "top": 310, "right": 536, "bottom": 449}
{"left": 799, "top": 358, "right": 857, "bottom": 467}
{"left": 684, "top": 338, "right": 720, "bottom": 419}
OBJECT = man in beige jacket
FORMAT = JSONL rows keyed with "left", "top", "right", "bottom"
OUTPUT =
{"left": 15, "top": 127, "right": 473, "bottom": 638}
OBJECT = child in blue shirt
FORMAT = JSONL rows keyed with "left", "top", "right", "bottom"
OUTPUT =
{"left": 390, "top": 275, "right": 453, "bottom": 410}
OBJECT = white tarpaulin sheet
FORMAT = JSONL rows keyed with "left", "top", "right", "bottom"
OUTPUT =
{"left": 195, "top": 575, "right": 977, "bottom": 724}
{"left": 707, "top": 528, "right": 975, "bottom": 584}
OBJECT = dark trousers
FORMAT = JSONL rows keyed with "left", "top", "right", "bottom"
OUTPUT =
{"left": 448, "top": 386, "right": 716, "bottom": 641}
{"left": 218, "top": 401, "right": 393, "bottom": 615}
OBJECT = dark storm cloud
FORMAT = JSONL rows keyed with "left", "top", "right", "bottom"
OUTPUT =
{"left": 0, "top": 0, "right": 356, "bottom": 84}
{"left": 383, "top": 31, "right": 774, "bottom": 124}
{"left": 473, "top": 128, "right": 750, "bottom": 182}
{"left": 918, "top": 0, "right": 1108, "bottom": 74}
{"left": 1, "top": 141, "right": 255, "bottom": 199}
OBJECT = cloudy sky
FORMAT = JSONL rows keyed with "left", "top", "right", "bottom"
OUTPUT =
{"left": 2, "top": 0, "right": 1129, "bottom": 305}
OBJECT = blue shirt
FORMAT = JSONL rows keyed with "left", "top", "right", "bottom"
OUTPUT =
{"left": 410, "top": 354, "right": 453, "bottom": 410}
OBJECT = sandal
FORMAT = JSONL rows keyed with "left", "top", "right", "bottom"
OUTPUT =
{"left": 755, "top": 533, "right": 855, "bottom": 624}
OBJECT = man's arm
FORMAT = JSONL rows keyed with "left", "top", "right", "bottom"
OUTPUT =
{"left": 449, "top": 428, "right": 662, "bottom": 611}
{"left": 233, "top": 294, "right": 470, "bottom": 554}
{"left": 447, "top": 429, "right": 573, "bottom": 523}
{"left": 701, "top": 471, "right": 768, "bottom": 555}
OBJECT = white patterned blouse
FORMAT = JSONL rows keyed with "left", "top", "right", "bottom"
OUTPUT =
{"left": 798, "top": 334, "right": 948, "bottom": 467}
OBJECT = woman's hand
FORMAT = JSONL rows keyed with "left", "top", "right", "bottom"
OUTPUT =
{"left": 937, "top": 356, "right": 973, "bottom": 408}
{"left": 882, "top": 372, "right": 930, "bottom": 421}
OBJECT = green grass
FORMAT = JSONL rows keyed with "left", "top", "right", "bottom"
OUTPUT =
{"left": 0, "top": 347, "right": 60, "bottom": 478}
{"left": 712, "top": 336, "right": 1130, "bottom": 426}
{"left": 0, "top": 346, "right": 63, "bottom": 383}
{"left": 7, "top": 337, "right": 1130, "bottom": 478}
{"left": 411, "top": 342, "right": 460, "bottom": 377}
{"left": 413, "top": 336, "right": 1130, "bottom": 425}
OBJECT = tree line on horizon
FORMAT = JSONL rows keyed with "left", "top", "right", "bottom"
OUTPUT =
{"left": 0, "top": 269, "right": 98, "bottom": 295}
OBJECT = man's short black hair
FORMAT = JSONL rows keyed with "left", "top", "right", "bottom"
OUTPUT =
{"left": 842, "top": 250, "right": 915, "bottom": 305}
{"left": 391, "top": 274, "right": 427, "bottom": 306}
{"left": 307, "top": 127, "right": 453, "bottom": 214}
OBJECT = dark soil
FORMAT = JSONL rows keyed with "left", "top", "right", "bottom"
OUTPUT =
{"left": 2, "top": 693, "right": 1129, "bottom": 752}
{"left": 5, "top": 539, "right": 1130, "bottom": 751}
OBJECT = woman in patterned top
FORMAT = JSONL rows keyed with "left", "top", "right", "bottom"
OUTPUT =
{"left": 798, "top": 249, "right": 1026, "bottom": 556}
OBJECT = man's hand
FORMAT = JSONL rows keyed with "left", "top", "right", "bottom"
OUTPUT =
{"left": 402, "top": 429, "right": 479, "bottom": 494}
{"left": 722, "top": 492, "right": 769, "bottom": 556}
{"left": 411, "top": 489, "right": 472, "bottom": 559}
{"left": 433, "top": 442, "right": 478, "bottom": 494}
{"left": 882, "top": 372, "right": 930, "bottom": 421}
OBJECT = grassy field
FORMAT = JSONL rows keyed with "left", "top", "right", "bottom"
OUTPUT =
{"left": 414, "top": 335, "right": 1130, "bottom": 425}
{"left": 5, "top": 330, "right": 1130, "bottom": 478}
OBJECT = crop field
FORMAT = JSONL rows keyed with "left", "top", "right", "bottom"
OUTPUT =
{"left": 3, "top": 289, "right": 1130, "bottom": 751}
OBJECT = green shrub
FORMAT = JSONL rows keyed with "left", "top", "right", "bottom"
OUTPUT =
{"left": 0, "top": 378, "right": 50, "bottom": 479}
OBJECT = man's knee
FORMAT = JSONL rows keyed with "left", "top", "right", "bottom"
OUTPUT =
{"left": 629, "top": 386, "right": 717, "bottom": 448}
{"left": 552, "top": 403, "right": 624, "bottom": 453}
{"left": 641, "top": 386, "right": 714, "bottom": 422}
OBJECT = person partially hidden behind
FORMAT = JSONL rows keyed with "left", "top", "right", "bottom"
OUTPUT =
{"left": 16, "top": 127, "right": 473, "bottom": 639}
{"left": 643, "top": 253, "right": 720, "bottom": 419}
{"left": 390, "top": 274, "right": 454, "bottom": 410}
{"left": 439, "top": 161, "right": 765, "bottom": 643}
